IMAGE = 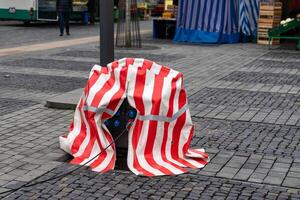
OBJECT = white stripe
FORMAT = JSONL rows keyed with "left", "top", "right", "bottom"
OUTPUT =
{"left": 165, "top": 77, "right": 186, "bottom": 167}
{"left": 97, "top": 63, "right": 123, "bottom": 111}
{"left": 177, "top": 113, "right": 205, "bottom": 168}
{"left": 151, "top": 75, "right": 184, "bottom": 174}
{"left": 134, "top": 58, "right": 145, "bottom": 68}
{"left": 90, "top": 65, "right": 102, "bottom": 78}
{"left": 151, "top": 75, "right": 185, "bottom": 172}
{"left": 150, "top": 62, "right": 162, "bottom": 75}
{"left": 160, "top": 76, "right": 173, "bottom": 117}
{"left": 85, "top": 72, "right": 110, "bottom": 106}
{"left": 136, "top": 120, "right": 164, "bottom": 175}
{"left": 79, "top": 139, "right": 100, "bottom": 165}
{"left": 60, "top": 99, "right": 83, "bottom": 154}
{"left": 126, "top": 59, "right": 141, "bottom": 175}
{"left": 91, "top": 114, "right": 115, "bottom": 171}
{"left": 92, "top": 148, "right": 114, "bottom": 172}
{"left": 127, "top": 120, "right": 140, "bottom": 175}
{"left": 126, "top": 59, "right": 140, "bottom": 109}
{"left": 73, "top": 104, "right": 92, "bottom": 157}
{"left": 143, "top": 70, "right": 155, "bottom": 115}
{"left": 187, "top": 149, "right": 207, "bottom": 159}
{"left": 134, "top": 68, "right": 164, "bottom": 175}
{"left": 152, "top": 121, "right": 185, "bottom": 174}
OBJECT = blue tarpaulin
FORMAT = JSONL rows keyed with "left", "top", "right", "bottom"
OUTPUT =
{"left": 174, "top": 0, "right": 262, "bottom": 44}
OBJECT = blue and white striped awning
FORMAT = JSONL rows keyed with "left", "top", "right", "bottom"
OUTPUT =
{"left": 174, "top": 0, "right": 263, "bottom": 43}
{"left": 239, "top": 0, "right": 260, "bottom": 37}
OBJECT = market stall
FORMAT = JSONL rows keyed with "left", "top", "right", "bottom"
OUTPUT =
{"left": 174, "top": 0, "right": 262, "bottom": 43}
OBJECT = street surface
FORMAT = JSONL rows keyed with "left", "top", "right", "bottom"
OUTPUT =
{"left": 0, "top": 20, "right": 300, "bottom": 199}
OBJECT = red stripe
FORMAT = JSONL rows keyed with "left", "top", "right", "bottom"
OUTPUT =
{"left": 178, "top": 78, "right": 187, "bottom": 109}
{"left": 69, "top": 120, "right": 74, "bottom": 132}
{"left": 126, "top": 58, "right": 135, "bottom": 67}
{"left": 178, "top": 83, "right": 209, "bottom": 163}
{"left": 142, "top": 59, "right": 153, "bottom": 71}
{"left": 174, "top": 112, "right": 207, "bottom": 168}
{"left": 101, "top": 59, "right": 131, "bottom": 121}
{"left": 169, "top": 76, "right": 196, "bottom": 167}
{"left": 182, "top": 125, "right": 194, "bottom": 155}
{"left": 89, "top": 124, "right": 115, "bottom": 171}
{"left": 90, "top": 61, "right": 119, "bottom": 108}
{"left": 161, "top": 122, "right": 188, "bottom": 173}
{"left": 70, "top": 69, "right": 107, "bottom": 154}
{"left": 98, "top": 155, "right": 115, "bottom": 173}
{"left": 100, "top": 124, "right": 116, "bottom": 172}
{"left": 70, "top": 100, "right": 87, "bottom": 154}
{"left": 171, "top": 113, "right": 197, "bottom": 168}
{"left": 182, "top": 126, "right": 209, "bottom": 159}
{"left": 131, "top": 65, "right": 154, "bottom": 176}
{"left": 133, "top": 67, "right": 146, "bottom": 114}
{"left": 145, "top": 121, "right": 173, "bottom": 175}
{"left": 131, "top": 119, "right": 154, "bottom": 176}
{"left": 189, "top": 149, "right": 209, "bottom": 159}
{"left": 89, "top": 128, "right": 109, "bottom": 169}
{"left": 192, "top": 157, "right": 208, "bottom": 166}
{"left": 160, "top": 75, "right": 188, "bottom": 172}
{"left": 70, "top": 110, "right": 97, "bottom": 164}
{"left": 83, "top": 70, "right": 102, "bottom": 97}
{"left": 167, "top": 73, "right": 182, "bottom": 118}
{"left": 169, "top": 75, "right": 199, "bottom": 168}
{"left": 89, "top": 60, "right": 130, "bottom": 170}
{"left": 86, "top": 61, "right": 121, "bottom": 171}
{"left": 143, "top": 67, "right": 173, "bottom": 175}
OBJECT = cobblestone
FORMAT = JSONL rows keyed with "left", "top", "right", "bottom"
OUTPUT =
{"left": 1, "top": 22, "right": 300, "bottom": 198}
{"left": 0, "top": 72, "right": 87, "bottom": 92}
{"left": 4, "top": 163, "right": 300, "bottom": 199}
{"left": 0, "top": 98, "right": 37, "bottom": 116}
{"left": 55, "top": 50, "right": 185, "bottom": 63}
{"left": 189, "top": 87, "right": 300, "bottom": 111}
{"left": 222, "top": 71, "right": 300, "bottom": 86}
{"left": 263, "top": 51, "right": 300, "bottom": 61}
{"left": 1, "top": 58, "right": 95, "bottom": 71}
{"left": 244, "top": 59, "right": 300, "bottom": 70}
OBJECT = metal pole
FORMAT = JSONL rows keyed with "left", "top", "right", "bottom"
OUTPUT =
{"left": 100, "top": 0, "right": 114, "bottom": 66}
{"left": 125, "top": 0, "right": 131, "bottom": 47}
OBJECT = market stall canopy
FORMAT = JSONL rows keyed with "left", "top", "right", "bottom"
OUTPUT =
{"left": 174, "top": 0, "right": 271, "bottom": 43}
{"left": 59, "top": 58, "right": 209, "bottom": 176}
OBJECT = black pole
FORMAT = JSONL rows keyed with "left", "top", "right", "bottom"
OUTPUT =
{"left": 100, "top": 0, "right": 114, "bottom": 66}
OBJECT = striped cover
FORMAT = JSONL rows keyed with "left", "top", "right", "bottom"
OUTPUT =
{"left": 239, "top": 0, "right": 260, "bottom": 37}
{"left": 174, "top": 0, "right": 264, "bottom": 43}
{"left": 59, "top": 58, "right": 209, "bottom": 176}
{"left": 174, "top": 0, "right": 240, "bottom": 43}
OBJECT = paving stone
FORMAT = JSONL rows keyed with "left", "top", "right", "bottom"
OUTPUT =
{"left": 243, "top": 59, "right": 300, "bottom": 70}
{"left": 264, "top": 176, "right": 285, "bottom": 185}
{"left": 54, "top": 50, "right": 185, "bottom": 63}
{"left": 221, "top": 71, "right": 300, "bottom": 87}
{"left": 192, "top": 118, "right": 300, "bottom": 158}
{"left": 0, "top": 72, "right": 87, "bottom": 92}
{"left": 282, "top": 177, "right": 300, "bottom": 188}
{"left": 1, "top": 28, "right": 300, "bottom": 199}
{"left": 233, "top": 169, "right": 254, "bottom": 181}
{"left": 189, "top": 88, "right": 300, "bottom": 111}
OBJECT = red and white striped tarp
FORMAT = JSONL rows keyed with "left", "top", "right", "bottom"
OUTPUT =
{"left": 59, "top": 58, "right": 209, "bottom": 176}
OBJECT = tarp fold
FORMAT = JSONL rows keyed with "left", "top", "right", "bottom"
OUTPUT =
{"left": 60, "top": 58, "right": 209, "bottom": 176}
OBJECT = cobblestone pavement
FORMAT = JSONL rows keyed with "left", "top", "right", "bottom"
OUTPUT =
{"left": 1, "top": 21, "right": 300, "bottom": 199}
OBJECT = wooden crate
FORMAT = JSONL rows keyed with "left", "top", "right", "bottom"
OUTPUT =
{"left": 257, "top": 28, "right": 280, "bottom": 45}
{"left": 257, "top": 2, "right": 282, "bottom": 45}
{"left": 257, "top": 38, "right": 280, "bottom": 45}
